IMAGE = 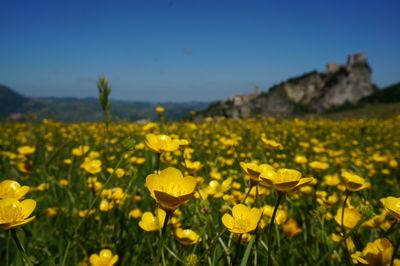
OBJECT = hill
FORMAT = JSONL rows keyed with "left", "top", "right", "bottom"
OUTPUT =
{"left": 323, "top": 102, "right": 400, "bottom": 119}
{"left": 192, "top": 53, "right": 376, "bottom": 120}
{"left": 0, "top": 85, "right": 209, "bottom": 122}
{"left": 0, "top": 84, "right": 30, "bottom": 116}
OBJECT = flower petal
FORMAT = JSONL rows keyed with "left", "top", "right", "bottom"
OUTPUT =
{"left": 20, "top": 199, "right": 36, "bottom": 218}
{"left": 232, "top": 204, "right": 248, "bottom": 219}
{"left": 222, "top": 214, "right": 234, "bottom": 229}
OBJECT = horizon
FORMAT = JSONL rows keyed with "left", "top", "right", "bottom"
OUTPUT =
{"left": 1, "top": 0, "right": 400, "bottom": 102}
{"left": 2, "top": 76, "right": 399, "bottom": 105}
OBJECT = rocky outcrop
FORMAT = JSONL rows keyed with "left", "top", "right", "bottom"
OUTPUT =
{"left": 193, "top": 53, "right": 375, "bottom": 119}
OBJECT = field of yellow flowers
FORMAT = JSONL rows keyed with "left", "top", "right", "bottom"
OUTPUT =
{"left": 1, "top": 115, "right": 400, "bottom": 265}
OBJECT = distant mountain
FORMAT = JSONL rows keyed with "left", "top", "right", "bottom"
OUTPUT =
{"left": 0, "top": 85, "right": 209, "bottom": 122}
{"left": 192, "top": 53, "right": 377, "bottom": 120}
{"left": 0, "top": 84, "right": 30, "bottom": 116}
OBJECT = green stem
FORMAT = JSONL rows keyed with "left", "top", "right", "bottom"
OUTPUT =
{"left": 242, "top": 183, "right": 254, "bottom": 203}
{"left": 156, "top": 211, "right": 171, "bottom": 266}
{"left": 11, "top": 229, "right": 34, "bottom": 266}
{"left": 267, "top": 191, "right": 284, "bottom": 266}
{"left": 341, "top": 191, "right": 352, "bottom": 265}
{"left": 6, "top": 230, "right": 10, "bottom": 266}
{"left": 391, "top": 227, "right": 399, "bottom": 266}
{"left": 161, "top": 211, "right": 171, "bottom": 238}
{"left": 45, "top": 139, "right": 72, "bottom": 170}
{"left": 156, "top": 153, "right": 161, "bottom": 174}
{"left": 313, "top": 172, "right": 320, "bottom": 205}
{"left": 255, "top": 184, "right": 259, "bottom": 206}
{"left": 234, "top": 234, "right": 243, "bottom": 264}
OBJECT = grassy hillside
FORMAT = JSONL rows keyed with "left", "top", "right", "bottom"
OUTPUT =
{"left": 359, "top": 82, "right": 400, "bottom": 104}
{"left": 324, "top": 102, "right": 400, "bottom": 119}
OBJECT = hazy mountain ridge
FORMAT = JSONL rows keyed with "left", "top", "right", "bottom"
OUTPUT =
{"left": 0, "top": 85, "right": 209, "bottom": 122}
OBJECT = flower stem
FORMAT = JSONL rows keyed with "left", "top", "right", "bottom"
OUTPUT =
{"left": 156, "top": 153, "right": 161, "bottom": 174}
{"left": 161, "top": 211, "right": 171, "bottom": 237}
{"left": 255, "top": 184, "right": 259, "bottom": 206}
{"left": 341, "top": 191, "right": 352, "bottom": 265}
{"left": 234, "top": 234, "right": 243, "bottom": 264}
{"left": 267, "top": 191, "right": 284, "bottom": 266}
{"left": 391, "top": 224, "right": 399, "bottom": 266}
{"left": 11, "top": 229, "right": 34, "bottom": 266}
{"left": 242, "top": 183, "right": 254, "bottom": 203}
{"left": 156, "top": 211, "right": 171, "bottom": 266}
{"left": 6, "top": 230, "right": 10, "bottom": 266}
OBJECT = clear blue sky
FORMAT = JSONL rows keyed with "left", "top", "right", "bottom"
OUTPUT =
{"left": 1, "top": 0, "right": 399, "bottom": 102}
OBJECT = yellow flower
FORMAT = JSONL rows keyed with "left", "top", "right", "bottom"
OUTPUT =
{"left": 362, "top": 210, "right": 386, "bottom": 228}
{"left": 99, "top": 200, "right": 114, "bottom": 212}
{"left": 145, "top": 167, "right": 196, "bottom": 211}
{"left": 355, "top": 238, "right": 394, "bottom": 266}
{"left": 324, "top": 174, "right": 340, "bottom": 186}
{"left": 78, "top": 209, "right": 96, "bottom": 218}
{"left": 340, "top": 171, "right": 369, "bottom": 192}
{"left": 81, "top": 158, "right": 102, "bottom": 174}
{"left": 72, "top": 145, "right": 90, "bottom": 156}
{"left": 261, "top": 205, "right": 288, "bottom": 225}
{"left": 110, "top": 188, "right": 125, "bottom": 201}
{"left": 88, "top": 151, "right": 100, "bottom": 158}
{"left": 33, "top": 183, "right": 49, "bottom": 192}
{"left": 182, "top": 159, "right": 203, "bottom": 174}
{"left": 334, "top": 207, "right": 361, "bottom": 229}
{"left": 206, "top": 178, "right": 232, "bottom": 198}
{"left": 282, "top": 218, "right": 302, "bottom": 237}
{"left": 59, "top": 179, "right": 68, "bottom": 186}
{"left": 309, "top": 161, "right": 329, "bottom": 171}
{"left": 45, "top": 207, "right": 58, "bottom": 218}
{"left": 261, "top": 137, "right": 283, "bottom": 149}
{"left": 0, "top": 198, "right": 36, "bottom": 230}
{"left": 331, "top": 234, "right": 356, "bottom": 252}
{"left": 138, "top": 209, "right": 166, "bottom": 232}
{"left": 89, "top": 249, "right": 119, "bottom": 266}
{"left": 294, "top": 155, "right": 308, "bottom": 164}
{"left": 155, "top": 106, "right": 165, "bottom": 114}
{"left": 316, "top": 191, "right": 338, "bottom": 208}
{"left": 380, "top": 196, "right": 400, "bottom": 221}
{"left": 129, "top": 208, "right": 143, "bottom": 219}
{"left": 389, "top": 159, "right": 398, "bottom": 168}
{"left": 221, "top": 204, "right": 262, "bottom": 234}
{"left": 106, "top": 168, "right": 125, "bottom": 178}
{"left": 178, "top": 139, "right": 190, "bottom": 149}
{"left": 240, "top": 162, "right": 274, "bottom": 183}
{"left": 175, "top": 228, "right": 201, "bottom": 245}
{"left": 17, "top": 145, "right": 35, "bottom": 155}
{"left": 145, "top": 134, "right": 179, "bottom": 154}
{"left": 260, "top": 168, "right": 312, "bottom": 193}
{"left": 87, "top": 177, "right": 103, "bottom": 192}
{"left": 0, "top": 180, "right": 30, "bottom": 200}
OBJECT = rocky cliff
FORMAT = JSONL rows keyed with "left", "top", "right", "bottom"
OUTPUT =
{"left": 193, "top": 53, "right": 375, "bottom": 119}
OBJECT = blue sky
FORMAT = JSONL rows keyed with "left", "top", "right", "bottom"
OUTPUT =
{"left": 1, "top": 0, "right": 399, "bottom": 102}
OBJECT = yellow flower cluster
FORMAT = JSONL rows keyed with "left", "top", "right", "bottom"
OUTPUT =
{"left": 1, "top": 115, "right": 399, "bottom": 264}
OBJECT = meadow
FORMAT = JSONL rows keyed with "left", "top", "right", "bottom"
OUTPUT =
{"left": 0, "top": 113, "right": 400, "bottom": 265}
